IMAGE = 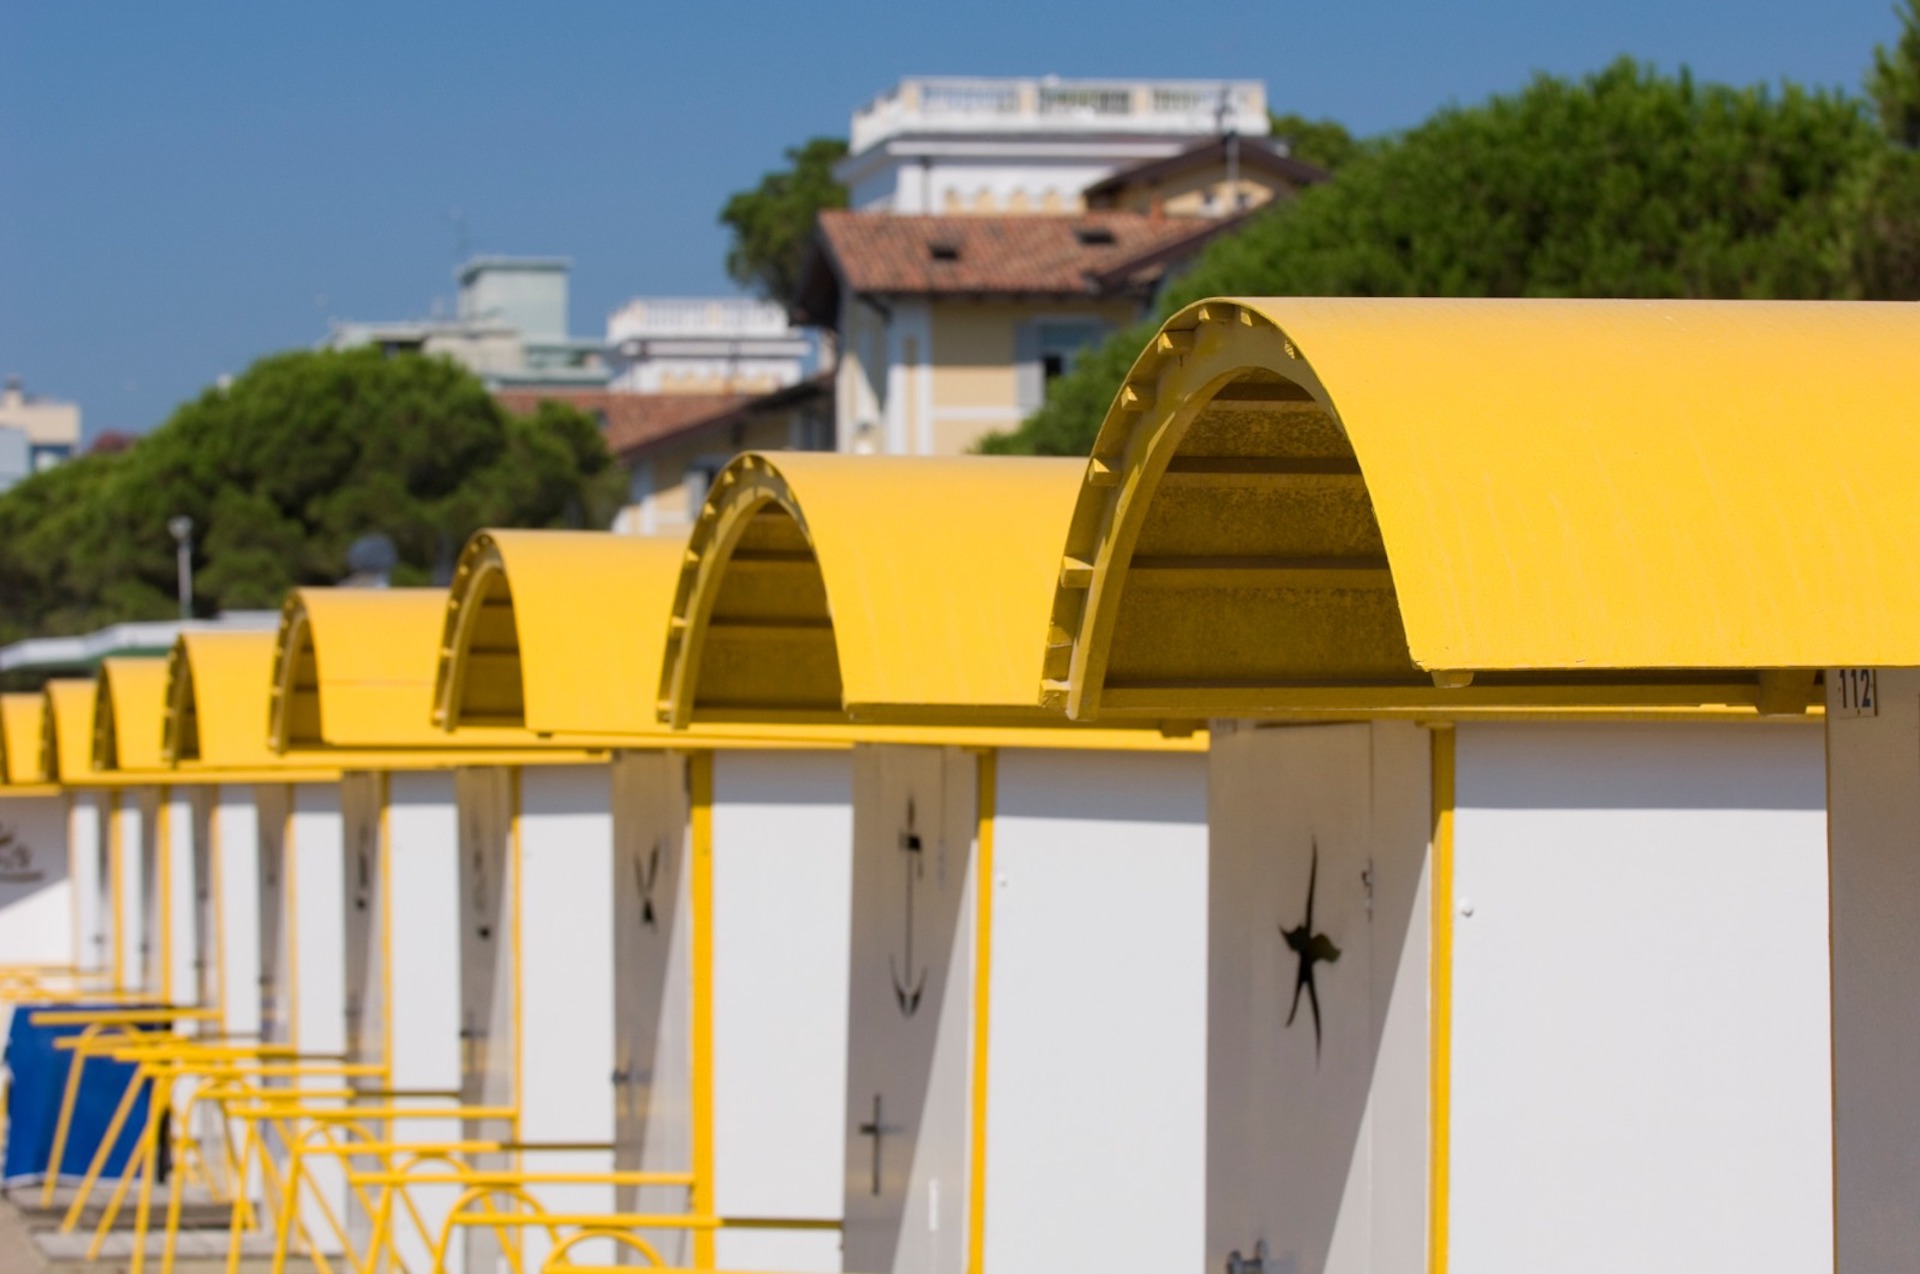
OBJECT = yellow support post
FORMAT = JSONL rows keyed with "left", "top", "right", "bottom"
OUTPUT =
{"left": 1428, "top": 725, "right": 1455, "bottom": 1274}
{"left": 966, "top": 749, "right": 995, "bottom": 1274}
{"left": 689, "top": 751, "right": 715, "bottom": 1271}
{"left": 61, "top": 1058, "right": 148, "bottom": 1232}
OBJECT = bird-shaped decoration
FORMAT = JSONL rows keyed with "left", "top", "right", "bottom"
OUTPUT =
{"left": 1280, "top": 842, "right": 1341, "bottom": 1057}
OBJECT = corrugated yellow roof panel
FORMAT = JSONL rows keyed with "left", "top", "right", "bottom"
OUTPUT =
{"left": 441, "top": 526, "right": 1201, "bottom": 750}
{"left": 44, "top": 680, "right": 100, "bottom": 784}
{"left": 0, "top": 694, "right": 48, "bottom": 786}
{"left": 164, "top": 630, "right": 339, "bottom": 778}
{"left": 659, "top": 452, "right": 1187, "bottom": 730}
{"left": 437, "top": 530, "right": 686, "bottom": 737}
{"left": 1049, "top": 297, "right": 1920, "bottom": 719}
{"left": 272, "top": 586, "right": 603, "bottom": 761}
{"left": 93, "top": 657, "right": 171, "bottom": 775}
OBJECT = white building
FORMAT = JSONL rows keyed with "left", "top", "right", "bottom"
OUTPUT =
{"left": 838, "top": 76, "right": 1269, "bottom": 214}
{"left": 0, "top": 375, "right": 82, "bottom": 490}
{"left": 325, "top": 257, "right": 608, "bottom": 390}
{"left": 605, "top": 297, "right": 809, "bottom": 395}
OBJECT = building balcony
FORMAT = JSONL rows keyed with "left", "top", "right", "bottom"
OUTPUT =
{"left": 607, "top": 297, "right": 801, "bottom": 342}
{"left": 850, "top": 77, "right": 1268, "bottom": 153}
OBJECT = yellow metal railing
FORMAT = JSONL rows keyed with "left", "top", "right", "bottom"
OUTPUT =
{"left": 13, "top": 992, "right": 849, "bottom": 1274}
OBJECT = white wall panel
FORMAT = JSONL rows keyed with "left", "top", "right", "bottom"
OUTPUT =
{"left": 289, "top": 783, "right": 345, "bottom": 1056}
{"left": 212, "top": 787, "right": 260, "bottom": 1042}
{"left": 386, "top": 770, "right": 460, "bottom": 1091}
{"left": 517, "top": 763, "right": 617, "bottom": 1271}
{"left": 711, "top": 749, "right": 852, "bottom": 1274}
{"left": 380, "top": 770, "right": 461, "bottom": 1274}
{"left": 984, "top": 748, "right": 1208, "bottom": 1274}
{"left": 158, "top": 790, "right": 198, "bottom": 1008}
{"left": 118, "top": 790, "right": 149, "bottom": 992}
{"left": 288, "top": 781, "right": 346, "bottom": 1252}
{"left": 0, "top": 794, "right": 73, "bottom": 965}
{"left": 1449, "top": 722, "right": 1831, "bottom": 1274}
{"left": 0, "top": 793, "right": 72, "bottom": 1040}
{"left": 69, "top": 792, "right": 104, "bottom": 975}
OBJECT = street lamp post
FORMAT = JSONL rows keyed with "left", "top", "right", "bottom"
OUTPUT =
{"left": 167, "top": 515, "right": 193, "bottom": 621}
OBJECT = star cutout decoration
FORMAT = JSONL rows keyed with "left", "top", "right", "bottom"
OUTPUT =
{"left": 1280, "top": 842, "right": 1342, "bottom": 1057}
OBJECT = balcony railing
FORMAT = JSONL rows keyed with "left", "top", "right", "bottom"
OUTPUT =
{"left": 607, "top": 298, "right": 799, "bottom": 341}
{"left": 851, "top": 77, "right": 1267, "bottom": 152}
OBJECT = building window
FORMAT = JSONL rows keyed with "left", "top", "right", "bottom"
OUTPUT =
{"left": 1015, "top": 319, "right": 1110, "bottom": 412}
{"left": 686, "top": 460, "right": 724, "bottom": 513}
{"left": 1038, "top": 322, "right": 1106, "bottom": 382}
{"left": 796, "top": 408, "right": 833, "bottom": 452}
{"left": 624, "top": 461, "right": 656, "bottom": 535}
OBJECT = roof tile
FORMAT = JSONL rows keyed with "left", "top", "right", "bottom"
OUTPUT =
{"left": 815, "top": 210, "right": 1213, "bottom": 298}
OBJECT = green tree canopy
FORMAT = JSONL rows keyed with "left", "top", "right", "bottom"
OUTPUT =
{"left": 1267, "top": 112, "right": 1361, "bottom": 172}
{"left": 988, "top": 58, "right": 1884, "bottom": 456}
{"left": 1870, "top": 0, "right": 1920, "bottom": 146}
{"left": 1859, "top": 0, "right": 1920, "bottom": 298}
{"left": 0, "top": 348, "right": 625, "bottom": 642}
{"left": 719, "top": 137, "right": 849, "bottom": 308}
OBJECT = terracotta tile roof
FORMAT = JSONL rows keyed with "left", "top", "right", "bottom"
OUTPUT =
{"left": 610, "top": 372, "right": 834, "bottom": 464}
{"left": 820, "top": 210, "right": 1208, "bottom": 295}
{"left": 1081, "top": 135, "right": 1329, "bottom": 203}
{"left": 493, "top": 389, "right": 751, "bottom": 456}
{"left": 793, "top": 210, "right": 1249, "bottom": 326}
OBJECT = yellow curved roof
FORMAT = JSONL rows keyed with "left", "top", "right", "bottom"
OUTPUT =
{"left": 93, "top": 657, "right": 172, "bottom": 776}
{"left": 0, "top": 693, "right": 50, "bottom": 788}
{"left": 436, "top": 530, "right": 688, "bottom": 738}
{"left": 435, "top": 526, "right": 1199, "bottom": 752}
{"left": 1049, "top": 297, "right": 1920, "bottom": 720}
{"left": 165, "top": 630, "right": 339, "bottom": 779}
{"left": 44, "top": 680, "right": 101, "bottom": 785}
{"left": 272, "top": 586, "right": 603, "bottom": 764}
{"left": 658, "top": 451, "right": 1185, "bottom": 730}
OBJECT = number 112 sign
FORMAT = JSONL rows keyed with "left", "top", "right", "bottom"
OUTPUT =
{"left": 1832, "top": 668, "right": 1879, "bottom": 719}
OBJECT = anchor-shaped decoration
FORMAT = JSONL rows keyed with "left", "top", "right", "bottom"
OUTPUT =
{"left": 460, "top": 1007, "right": 487, "bottom": 1081}
{"left": 470, "top": 835, "right": 492, "bottom": 942}
{"left": 633, "top": 840, "right": 662, "bottom": 929}
{"left": 1280, "top": 841, "right": 1342, "bottom": 1058}
{"left": 353, "top": 827, "right": 373, "bottom": 913}
{"left": 611, "top": 1041, "right": 640, "bottom": 1119}
{"left": 889, "top": 799, "right": 928, "bottom": 1018}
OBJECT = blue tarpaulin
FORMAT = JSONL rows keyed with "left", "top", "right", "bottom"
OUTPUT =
{"left": 3, "top": 1004, "right": 155, "bottom": 1185}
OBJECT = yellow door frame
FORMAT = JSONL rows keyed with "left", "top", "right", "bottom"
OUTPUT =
{"left": 689, "top": 752, "right": 716, "bottom": 1269}
{"left": 1428, "top": 725, "right": 1456, "bottom": 1274}
{"left": 966, "top": 749, "right": 996, "bottom": 1274}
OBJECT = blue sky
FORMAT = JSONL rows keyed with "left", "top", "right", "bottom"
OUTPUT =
{"left": 0, "top": 0, "right": 1904, "bottom": 438}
